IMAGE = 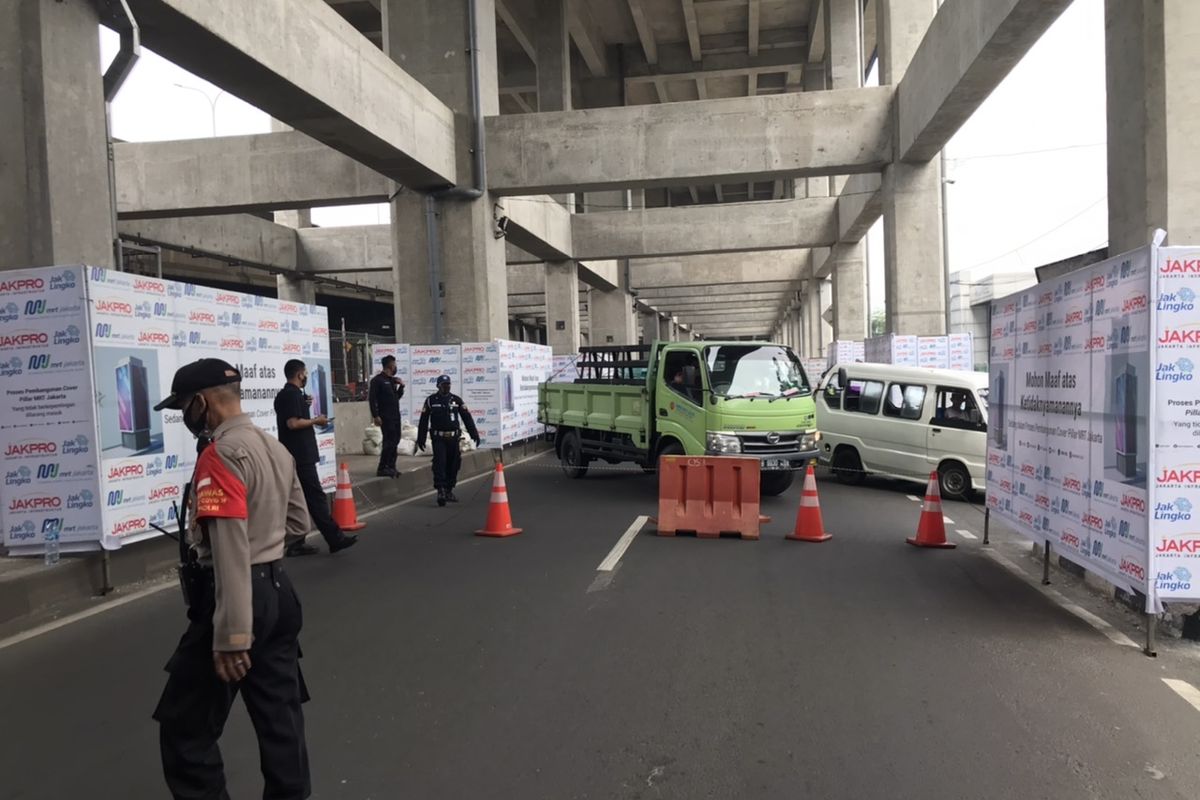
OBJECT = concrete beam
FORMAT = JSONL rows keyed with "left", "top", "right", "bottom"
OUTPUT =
{"left": 681, "top": 0, "right": 702, "bottom": 61}
{"left": 837, "top": 173, "right": 883, "bottom": 243}
{"left": 497, "top": 0, "right": 539, "bottom": 67}
{"left": 296, "top": 225, "right": 392, "bottom": 291}
{"left": 486, "top": 87, "right": 894, "bottom": 194}
{"left": 115, "top": 132, "right": 389, "bottom": 218}
{"left": 116, "top": 214, "right": 297, "bottom": 272}
{"left": 630, "top": 251, "right": 808, "bottom": 289}
{"left": 123, "top": 0, "right": 456, "bottom": 186}
{"left": 638, "top": 281, "right": 798, "bottom": 299}
{"left": 571, "top": 197, "right": 839, "bottom": 260}
{"left": 897, "top": 0, "right": 1073, "bottom": 163}
{"left": 501, "top": 196, "right": 574, "bottom": 261}
{"left": 626, "top": 0, "right": 658, "bottom": 65}
{"left": 567, "top": 0, "right": 608, "bottom": 76}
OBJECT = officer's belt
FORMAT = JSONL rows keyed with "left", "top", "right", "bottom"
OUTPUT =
{"left": 197, "top": 560, "right": 286, "bottom": 581}
{"left": 431, "top": 430, "right": 460, "bottom": 438}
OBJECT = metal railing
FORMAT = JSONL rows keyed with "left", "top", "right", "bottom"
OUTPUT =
{"left": 330, "top": 330, "right": 394, "bottom": 402}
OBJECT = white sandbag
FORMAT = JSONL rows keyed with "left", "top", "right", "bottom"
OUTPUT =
{"left": 397, "top": 439, "right": 416, "bottom": 457}
{"left": 362, "top": 425, "right": 383, "bottom": 456}
{"left": 401, "top": 424, "right": 418, "bottom": 442}
{"left": 459, "top": 437, "right": 477, "bottom": 453}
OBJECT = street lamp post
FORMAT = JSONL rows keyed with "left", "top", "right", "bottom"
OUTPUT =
{"left": 172, "top": 83, "right": 224, "bottom": 137}
{"left": 941, "top": 151, "right": 956, "bottom": 335}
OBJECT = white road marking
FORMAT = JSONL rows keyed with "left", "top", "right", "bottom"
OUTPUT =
{"left": 906, "top": 495, "right": 921, "bottom": 502}
{"left": 956, "top": 529, "right": 978, "bottom": 540}
{"left": 0, "top": 450, "right": 553, "bottom": 652}
{"left": 984, "top": 550, "right": 1139, "bottom": 649}
{"left": 942, "top": 516, "right": 956, "bottom": 525}
{"left": 1162, "top": 679, "right": 1200, "bottom": 714}
{"left": 597, "top": 515, "right": 650, "bottom": 572}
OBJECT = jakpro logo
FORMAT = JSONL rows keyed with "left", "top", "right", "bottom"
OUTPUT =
{"left": 282, "top": 342, "right": 302, "bottom": 354}
{"left": 1037, "top": 291, "right": 1054, "bottom": 306}
{"left": 0, "top": 331, "right": 48, "bottom": 348}
{"left": 111, "top": 517, "right": 147, "bottom": 537}
{"left": 259, "top": 319, "right": 280, "bottom": 331}
{"left": 5, "top": 440, "right": 56, "bottom": 458}
{"left": 1062, "top": 475, "right": 1083, "bottom": 494}
{"left": 1156, "top": 465, "right": 1200, "bottom": 486}
{"left": 312, "top": 326, "right": 329, "bottom": 336}
{"left": 1019, "top": 510, "right": 1035, "bottom": 527}
{"left": 189, "top": 310, "right": 216, "bottom": 325}
{"left": 95, "top": 299, "right": 133, "bottom": 316}
{"left": 1157, "top": 357, "right": 1194, "bottom": 383}
{"left": 1060, "top": 531, "right": 1081, "bottom": 549}
{"left": 1159, "top": 326, "right": 1200, "bottom": 346}
{"left": 1086, "top": 334, "right": 1107, "bottom": 352}
{"left": 1120, "top": 493, "right": 1147, "bottom": 514}
{"left": 1154, "top": 497, "right": 1193, "bottom": 523}
{"left": 1158, "top": 287, "right": 1197, "bottom": 313}
{"left": 137, "top": 330, "right": 171, "bottom": 346}
{"left": 1119, "top": 558, "right": 1146, "bottom": 582}
{"left": 8, "top": 495, "right": 61, "bottom": 512}
{"left": 1035, "top": 493, "right": 1051, "bottom": 510}
{"left": 4, "top": 466, "right": 32, "bottom": 486}
{"left": 1157, "top": 567, "right": 1193, "bottom": 593}
{"left": 1157, "top": 537, "right": 1200, "bottom": 555}
{"left": 1082, "top": 513, "right": 1104, "bottom": 532}
{"left": 1123, "top": 293, "right": 1148, "bottom": 313}
{"left": 8, "top": 521, "right": 36, "bottom": 541}
{"left": 278, "top": 302, "right": 300, "bottom": 315}
{"left": 148, "top": 484, "right": 181, "bottom": 502}
{"left": 0, "top": 277, "right": 45, "bottom": 294}
{"left": 54, "top": 325, "right": 81, "bottom": 346}
{"left": 220, "top": 338, "right": 244, "bottom": 351}
{"left": 1161, "top": 257, "right": 1200, "bottom": 274}
{"left": 1087, "top": 274, "right": 1106, "bottom": 292}
{"left": 1065, "top": 309, "right": 1085, "bottom": 326}
{"left": 215, "top": 293, "right": 241, "bottom": 306}
{"left": 133, "top": 279, "right": 166, "bottom": 295}
{"left": 67, "top": 490, "right": 95, "bottom": 510}
{"left": 1022, "top": 320, "right": 1038, "bottom": 334}
{"left": 1020, "top": 463, "right": 1036, "bottom": 478}
{"left": 107, "top": 463, "right": 144, "bottom": 481}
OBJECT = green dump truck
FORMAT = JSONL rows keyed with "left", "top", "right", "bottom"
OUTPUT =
{"left": 538, "top": 341, "right": 820, "bottom": 496}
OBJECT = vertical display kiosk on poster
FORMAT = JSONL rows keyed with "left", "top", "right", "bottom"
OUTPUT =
{"left": 0, "top": 266, "right": 335, "bottom": 555}
{"left": 986, "top": 233, "right": 1200, "bottom": 614}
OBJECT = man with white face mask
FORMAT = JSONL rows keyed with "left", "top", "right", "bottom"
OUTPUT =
{"left": 152, "top": 358, "right": 313, "bottom": 800}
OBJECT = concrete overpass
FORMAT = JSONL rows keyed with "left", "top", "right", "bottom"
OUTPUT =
{"left": 3, "top": 0, "right": 1193, "bottom": 355}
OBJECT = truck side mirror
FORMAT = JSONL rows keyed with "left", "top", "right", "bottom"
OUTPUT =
{"left": 837, "top": 367, "right": 847, "bottom": 388}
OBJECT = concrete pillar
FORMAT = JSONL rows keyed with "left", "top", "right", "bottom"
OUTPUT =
{"left": 535, "top": 0, "right": 570, "bottom": 112}
{"left": 1105, "top": 0, "right": 1200, "bottom": 252}
{"left": 385, "top": 0, "right": 508, "bottom": 343}
{"left": 830, "top": 243, "right": 868, "bottom": 340}
{"left": 270, "top": 118, "right": 313, "bottom": 230}
{"left": 544, "top": 261, "right": 580, "bottom": 354}
{"left": 0, "top": 0, "right": 114, "bottom": 270}
{"left": 277, "top": 274, "right": 316, "bottom": 304}
{"left": 640, "top": 310, "right": 659, "bottom": 344}
{"left": 878, "top": 0, "right": 945, "bottom": 335}
{"left": 590, "top": 288, "right": 636, "bottom": 345}
{"left": 659, "top": 315, "right": 674, "bottom": 342}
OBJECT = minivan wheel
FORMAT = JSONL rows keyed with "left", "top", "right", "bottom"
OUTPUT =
{"left": 832, "top": 447, "right": 865, "bottom": 485}
{"left": 938, "top": 461, "right": 971, "bottom": 500}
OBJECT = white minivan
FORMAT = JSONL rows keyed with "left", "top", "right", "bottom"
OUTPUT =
{"left": 815, "top": 363, "right": 989, "bottom": 498}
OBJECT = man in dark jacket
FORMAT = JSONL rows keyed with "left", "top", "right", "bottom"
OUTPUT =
{"left": 417, "top": 375, "right": 480, "bottom": 506}
{"left": 369, "top": 355, "right": 405, "bottom": 477}
{"left": 275, "top": 359, "right": 357, "bottom": 556}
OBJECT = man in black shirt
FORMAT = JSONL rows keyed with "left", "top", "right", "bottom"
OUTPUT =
{"left": 275, "top": 359, "right": 358, "bottom": 556}
{"left": 368, "top": 355, "right": 405, "bottom": 478}
{"left": 417, "top": 375, "right": 480, "bottom": 506}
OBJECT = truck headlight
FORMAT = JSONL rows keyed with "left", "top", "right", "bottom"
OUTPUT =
{"left": 800, "top": 431, "right": 820, "bottom": 451}
{"left": 706, "top": 432, "right": 742, "bottom": 454}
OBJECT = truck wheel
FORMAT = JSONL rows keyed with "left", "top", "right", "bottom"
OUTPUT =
{"left": 559, "top": 431, "right": 588, "bottom": 478}
{"left": 760, "top": 470, "right": 795, "bottom": 497}
{"left": 832, "top": 447, "right": 865, "bottom": 485}
{"left": 653, "top": 439, "right": 684, "bottom": 472}
{"left": 938, "top": 461, "right": 971, "bottom": 500}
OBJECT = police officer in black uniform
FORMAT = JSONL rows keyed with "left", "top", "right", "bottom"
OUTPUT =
{"left": 368, "top": 355, "right": 405, "bottom": 477}
{"left": 417, "top": 375, "right": 480, "bottom": 506}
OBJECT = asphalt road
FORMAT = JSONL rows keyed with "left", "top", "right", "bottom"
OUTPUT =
{"left": 2, "top": 456, "right": 1199, "bottom": 799}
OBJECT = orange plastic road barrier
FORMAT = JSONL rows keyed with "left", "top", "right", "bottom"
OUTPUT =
{"left": 907, "top": 471, "right": 956, "bottom": 549}
{"left": 476, "top": 463, "right": 523, "bottom": 538}
{"left": 656, "top": 455, "right": 762, "bottom": 540}
{"left": 786, "top": 465, "right": 831, "bottom": 542}
{"left": 332, "top": 462, "right": 366, "bottom": 532}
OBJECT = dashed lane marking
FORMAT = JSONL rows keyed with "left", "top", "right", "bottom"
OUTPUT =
{"left": 597, "top": 516, "right": 650, "bottom": 573}
{"left": 943, "top": 516, "right": 956, "bottom": 525}
{"left": 907, "top": 495, "right": 921, "bottom": 502}
{"left": 1162, "top": 679, "right": 1200, "bottom": 714}
{"left": 984, "top": 550, "right": 1139, "bottom": 649}
{"left": 956, "top": 529, "right": 978, "bottom": 540}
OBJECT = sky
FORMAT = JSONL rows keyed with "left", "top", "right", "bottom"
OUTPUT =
{"left": 100, "top": 0, "right": 1109, "bottom": 305}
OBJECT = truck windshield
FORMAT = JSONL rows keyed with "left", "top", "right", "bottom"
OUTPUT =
{"left": 704, "top": 345, "right": 811, "bottom": 398}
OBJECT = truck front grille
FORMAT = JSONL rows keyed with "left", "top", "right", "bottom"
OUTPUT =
{"left": 739, "top": 432, "right": 803, "bottom": 455}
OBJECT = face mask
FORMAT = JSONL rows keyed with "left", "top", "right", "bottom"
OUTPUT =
{"left": 183, "top": 394, "right": 210, "bottom": 439}
{"left": 299, "top": 373, "right": 308, "bottom": 388}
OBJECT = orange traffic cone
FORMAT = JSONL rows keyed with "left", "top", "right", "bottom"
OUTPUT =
{"left": 907, "top": 472, "right": 956, "bottom": 548}
{"left": 787, "top": 465, "right": 832, "bottom": 542}
{"left": 475, "top": 464, "right": 523, "bottom": 538}
{"left": 332, "top": 463, "right": 366, "bottom": 532}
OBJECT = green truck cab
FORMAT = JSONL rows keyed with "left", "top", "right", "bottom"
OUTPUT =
{"left": 538, "top": 341, "right": 820, "bottom": 496}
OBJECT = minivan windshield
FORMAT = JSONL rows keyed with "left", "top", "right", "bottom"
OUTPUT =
{"left": 704, "top": 345, "right": 810, "bottom": 399}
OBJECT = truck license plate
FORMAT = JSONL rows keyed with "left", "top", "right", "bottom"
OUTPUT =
{"left": 764, "top": 458, "right": 790, "bottom": 470}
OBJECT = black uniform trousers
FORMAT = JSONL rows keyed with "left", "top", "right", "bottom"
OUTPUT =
{"left": 377, "top": 416, "right": 401, "bottom": 474}
{"left": 154, "top": 562, "right": 311, "bottom": 800}
{"left": 431, "top": 434, "right": 462, "bottom": 491}
{"left": 295, "top": 461, "right": 343, "bottom": 547}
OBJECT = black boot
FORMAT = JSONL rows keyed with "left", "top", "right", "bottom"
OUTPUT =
{"left": 445, "top": 490, "right": 459, "bottom": 503}
{"left": 436, "top": 489, "right": 447, "bottom": 507}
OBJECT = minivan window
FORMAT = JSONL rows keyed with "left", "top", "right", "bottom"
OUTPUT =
{"left": 844, "top": 379, "right": 884, "bottom": 415}
{"left": 935, "top": 387, "right": 984, "bottom": 430}
{"left": 883, "top": 383, "right": 927, "bottom": 421}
